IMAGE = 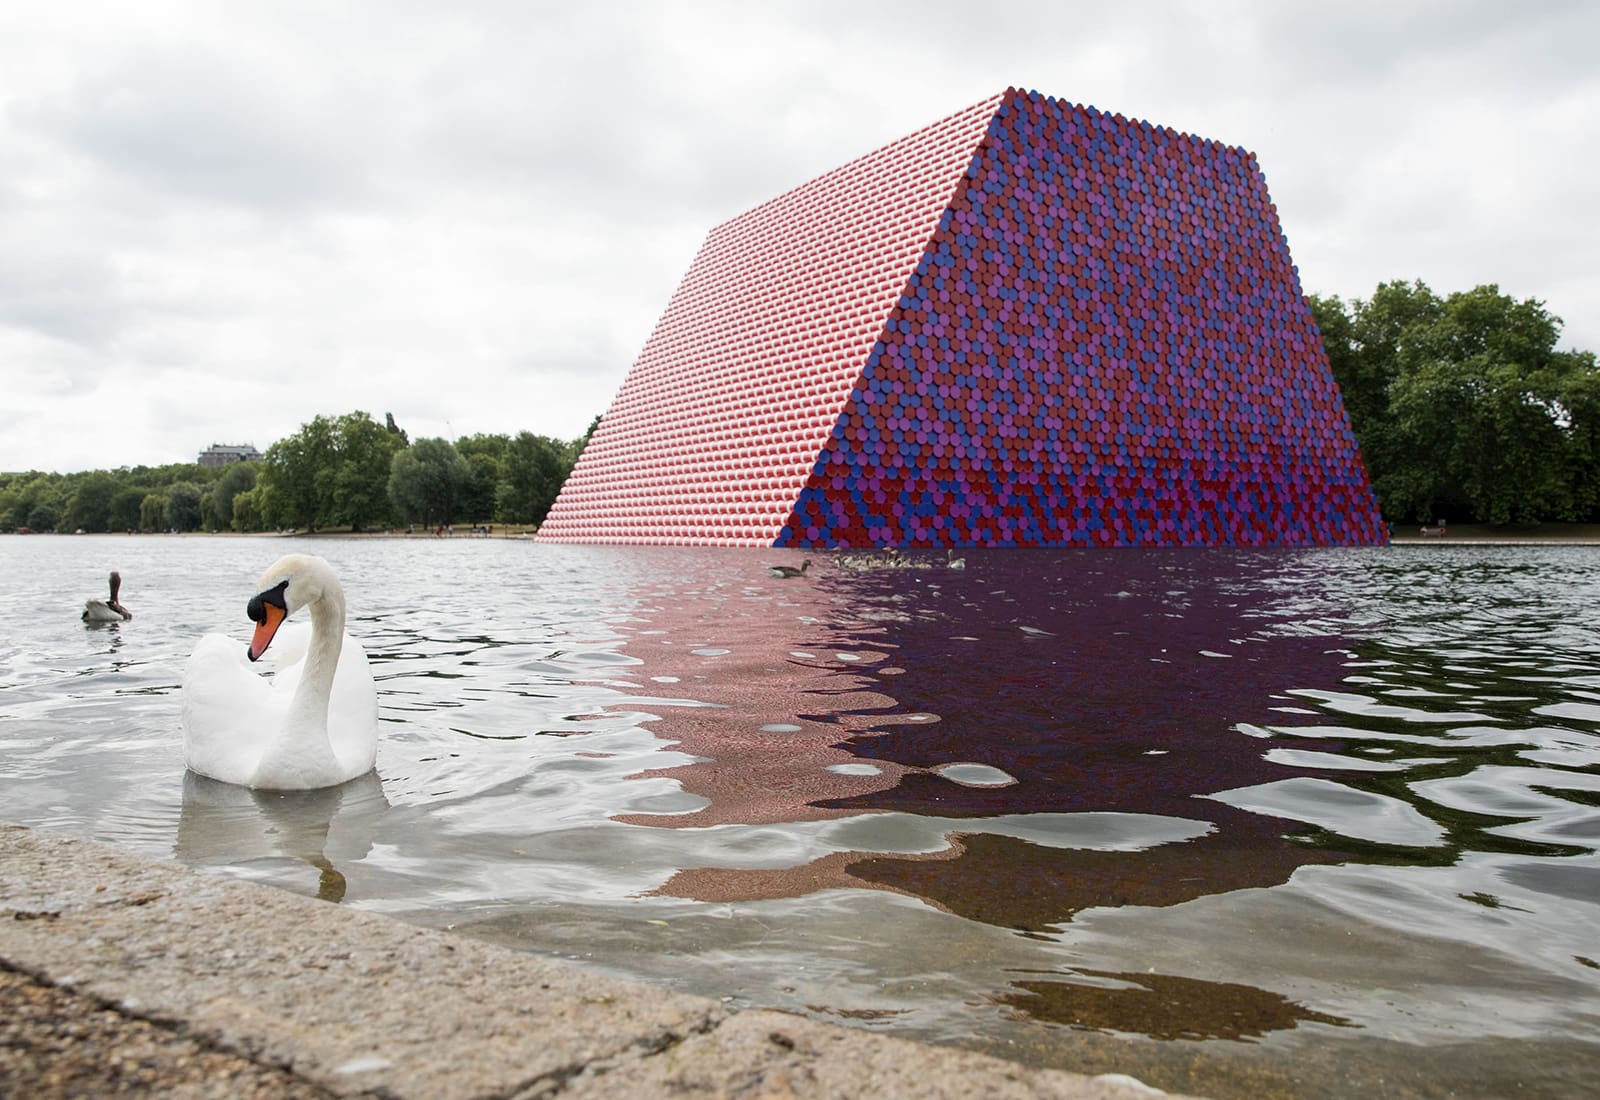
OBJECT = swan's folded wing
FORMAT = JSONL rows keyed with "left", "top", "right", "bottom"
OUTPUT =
{"left": 328, "top": 634, "right": 380, "bottom": 774}
{"left": 181, "top": 632, "right": 276, "bottom": 785}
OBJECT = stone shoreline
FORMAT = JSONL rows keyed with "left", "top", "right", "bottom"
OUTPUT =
{"left": 1, "top": 824, "right": 1192, "bottom": 1099}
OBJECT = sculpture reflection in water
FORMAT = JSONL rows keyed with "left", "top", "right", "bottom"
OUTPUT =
{"left": 615, "top": 549, "right": 1366, "bottom": 929}
{"left": 602, "top": 548, "right": 1397, "bottom": 1040}
{"left": 994, "top": 968, "right": 1353, "bottom": 1042}
{"left": 175, "top": 771, "right": 390, "bottom": 903}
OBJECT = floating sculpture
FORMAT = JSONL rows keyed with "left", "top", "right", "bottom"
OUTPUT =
{"left": 538, "top": 88, "right": 1385, "bottom": 547}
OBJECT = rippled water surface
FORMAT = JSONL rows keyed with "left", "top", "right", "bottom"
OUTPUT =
{"left": 4, "top": 535, "right": 1599, "bottom": 1098}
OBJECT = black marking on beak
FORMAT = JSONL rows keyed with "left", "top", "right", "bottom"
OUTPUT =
{"left": 247, "top": 580, "right": 289, "bottom": 625}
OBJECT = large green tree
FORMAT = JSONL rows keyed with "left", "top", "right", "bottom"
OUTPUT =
{"left": 455, "top": 433, "right": 510, "bottom": 464}
{"left": 63, "top": 472, "right": 119, "bottom": 532}
{"left": 496, "top": 432, "right": 571, "bottom": 526}
{"left": 138, "top": 493, "right": 167, "bottom": 532}
{"left": 259, "top": 415, "right": 337, "bottom": 530}
{"left": 107, "top": 486, "right": 150, "bottom": 532}
{"left": 0, "top": 480, "right": 20, "bottom": 530}
{"left": 1312, "top": 281, "right": 1600, "bottom": 525}
{"left": 229, "top": 484, "right": 273, "bottom": 532}
{"left": 27, "top": 498, "right": 62, "bottom": 532}
{"left": 256, "top": 411, "right": 405, "bottom": 531}
{"left": 388, "top": 437, "right": 471, "bottom": 526}
{"left": 165, "top": 482, "right": 204, "bottom": 532}
{"left": 204, "top": 461, "right": 259, "bottom": 531}
{"left": 1553, "top": 353, "right": 1600, "bottom": 519}
{"left": 1311, "top": 281, "right": 1440, "bottom": 463}
{"left": 327, "top": 412, "right": 406, "bottom": 531}
{"left": 461, "top": 452, "right": 501, "bottom": 523}
{"left": 455, "top": 433, "right": 511, "bottom": 523}
{"left": 1, "top": 474, "right": 63, "bottom": 531}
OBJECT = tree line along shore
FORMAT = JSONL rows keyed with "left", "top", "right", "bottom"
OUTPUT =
{"left": 0, "top": 415, "right": 593, "bottom": 536}
{"left": 3, "top": 279, "right": 1597, "bottom": 536}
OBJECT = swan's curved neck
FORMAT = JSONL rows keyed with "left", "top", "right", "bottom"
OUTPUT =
{"left": 260, "top": 582, "right": 346, "bottom": 780}
{"left": 294, "top": 584, "right": 346, "bottom": 719}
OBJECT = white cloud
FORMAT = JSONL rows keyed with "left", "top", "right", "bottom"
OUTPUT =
{"left": 1, "top": 0, "right": 1596, "bottom": 472}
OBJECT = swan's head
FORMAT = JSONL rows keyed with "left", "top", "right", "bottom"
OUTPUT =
{"left": 246, "top": 554, "right": 334, "bottom": 662}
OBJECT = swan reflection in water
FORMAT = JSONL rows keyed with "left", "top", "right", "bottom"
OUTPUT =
{"left": 175, "top": 771, "right": 390, "bottom": 903}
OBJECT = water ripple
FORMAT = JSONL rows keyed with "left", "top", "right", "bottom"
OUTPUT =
{"left": 3, "top": 536, "right": 1600, "bottom": 1099}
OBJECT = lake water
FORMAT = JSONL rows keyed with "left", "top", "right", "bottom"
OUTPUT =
{"left": 3, "top": 534, "right": 1598, "bottom": 1098}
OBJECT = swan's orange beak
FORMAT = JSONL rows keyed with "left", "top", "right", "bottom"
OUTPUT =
{"left": 246, "top": 578, "right": 291, "bottom": 662}
{"left": 248, "top": 601, "right": 286, "bottom": 662}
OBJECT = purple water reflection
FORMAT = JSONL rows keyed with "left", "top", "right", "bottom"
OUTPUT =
{"left": 615, "top": 549, "right": 1367, "bottom": 929}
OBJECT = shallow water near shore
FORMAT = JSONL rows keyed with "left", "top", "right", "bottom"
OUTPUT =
{"left": 3, "top": 534, "right": 1599, "bottom": 1098}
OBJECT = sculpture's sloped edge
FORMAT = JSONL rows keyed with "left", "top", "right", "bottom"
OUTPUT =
{"left": 537, "top": 96, "right": 1002, "bottom": 545}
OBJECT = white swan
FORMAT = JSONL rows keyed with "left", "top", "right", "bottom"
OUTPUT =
{"left": 83, "top": 570, "right": 133, "bottom": 622}
{"left": 181, "top": 553, "right": 378, "bottom": 790}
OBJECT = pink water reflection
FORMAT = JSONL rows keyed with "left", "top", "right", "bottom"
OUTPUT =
{"left": 609, "top": 549, "right": 1363, "bottom": 930}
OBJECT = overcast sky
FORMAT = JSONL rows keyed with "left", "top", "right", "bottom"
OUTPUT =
{"left": 3, "top": 1, "right": 1595, "bottom": 474}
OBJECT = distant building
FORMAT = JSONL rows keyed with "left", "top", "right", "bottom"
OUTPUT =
{"left": 198, "top": 443, "right": 263, "bottom": 468}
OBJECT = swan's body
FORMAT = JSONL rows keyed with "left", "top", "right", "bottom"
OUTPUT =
{"left": 181, "top": 554, "right": 377, "bottom": 790}
{"left": 768, "top": 559, "right": 811, "bottom": 579}
{"left": 83, "top": 570, "right": 132, "bottom": 622}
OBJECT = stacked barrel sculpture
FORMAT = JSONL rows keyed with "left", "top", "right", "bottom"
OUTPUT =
{"left": 538, "top": 88, "right": 1387, "bottom": 547}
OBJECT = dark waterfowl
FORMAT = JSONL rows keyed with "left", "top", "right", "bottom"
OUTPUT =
{"left": 83, "top": 571, "right": 133, "bottom": 623}
{"left": 835, "top": 548, "right": 947, "bottom": 572}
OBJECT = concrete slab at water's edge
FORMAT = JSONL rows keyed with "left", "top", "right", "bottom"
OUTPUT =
{"left": 0, "top": 823, "right": 1195, "bottom": 1099}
